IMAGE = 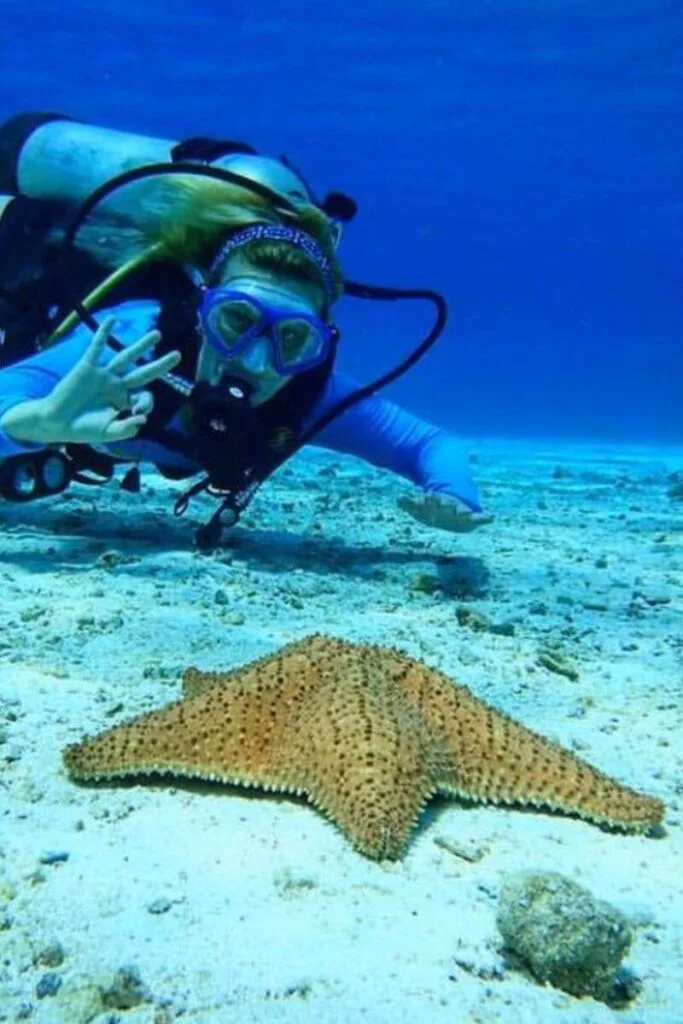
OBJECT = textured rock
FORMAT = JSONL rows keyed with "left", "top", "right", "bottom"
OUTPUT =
{"left": 497, "top": 872, "right": 636, "bottom": 1005}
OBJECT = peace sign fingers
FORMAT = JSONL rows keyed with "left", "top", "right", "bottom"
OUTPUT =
{"left": 121, "top": 349, "right": 182, "bottom": 390}
{"left": 82, "top": 316, "right": 118, "bottom": 365}
{"left": 107, "top": 329, "right": 163, "bottom": 372}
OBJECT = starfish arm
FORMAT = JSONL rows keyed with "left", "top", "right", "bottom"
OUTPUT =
{"left": 295, "top": 676, "right": 441, "bottom": 860}
{"left": 63, "top": 644, "right": 335, "bottom": 794}
{"left": 62, "top": 687, "right": 309, "bottom": 794}
{"left": 387, "top": 655, "right": 665, "bottom": 832}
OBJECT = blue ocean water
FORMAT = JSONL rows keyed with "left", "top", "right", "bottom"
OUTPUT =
{"left": 2, "top": 0, "right": 681, "bottom": 441}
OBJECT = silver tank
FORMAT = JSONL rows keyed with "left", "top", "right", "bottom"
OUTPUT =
{"left": 14, "top": 120, "right": 310, "bottom": 228}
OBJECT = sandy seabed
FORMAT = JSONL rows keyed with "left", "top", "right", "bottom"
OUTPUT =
{"left": 0, "top": 438, "right": 681, "bottom": 1024}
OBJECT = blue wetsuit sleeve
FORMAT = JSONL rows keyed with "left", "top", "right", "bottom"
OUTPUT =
{"left": 307, "top": 371, "right": 483, "bottom": 512}
{"left": 0, "top": 301, "right": 160, "bottom": 457}
{"left": 0, "top": 332, "right": 91, "bottom": 455}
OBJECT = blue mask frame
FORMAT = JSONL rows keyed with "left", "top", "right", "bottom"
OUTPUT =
{"left": 199, "top": 287, "right": 338, "bottom": 375}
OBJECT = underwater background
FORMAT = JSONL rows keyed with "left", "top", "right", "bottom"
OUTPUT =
{"left": 2, "top": 6, "right": 682, "bottom": 1021}
{"left": 1, "top": 0, "right": 681, "bottom": 441}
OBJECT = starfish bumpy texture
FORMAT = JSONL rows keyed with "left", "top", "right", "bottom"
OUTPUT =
{"left": 63, "top": 635, "right": 664, "bottom": 860}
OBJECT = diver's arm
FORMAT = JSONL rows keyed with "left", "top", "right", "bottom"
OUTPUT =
{"left": 0, "top": 301, "right": 168, "bottom": 455}
{"left": 0, "top": 331, "right": 94, "bottom": 454}
{"left": 307, "top": 371, "right": 483, "bottom": 512}
{"left": 0, "top": 398, "right": 58, "bottom": 448}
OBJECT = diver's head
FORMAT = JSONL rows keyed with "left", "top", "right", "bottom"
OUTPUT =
{"left": 72, "top": 152, "right": 344, "bottom": 404}
{"left": 195, "top": 223, "right": 340, "bottom": 405}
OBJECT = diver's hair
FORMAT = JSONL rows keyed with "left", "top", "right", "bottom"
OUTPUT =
{"left": 75, "top": 176, "right": 344, "bottom": 300}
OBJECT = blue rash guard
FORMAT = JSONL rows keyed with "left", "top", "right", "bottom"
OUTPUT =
{"left": 0, "top": 299, "right": 482, "bottom": 512}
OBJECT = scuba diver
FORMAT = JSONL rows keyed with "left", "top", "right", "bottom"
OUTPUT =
{"left": 0, "top": 112, "right": 491, "bottom": 549}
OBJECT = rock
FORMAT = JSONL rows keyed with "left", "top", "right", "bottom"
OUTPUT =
{"left": 456, "top": 606, "right": 490, "bottom": 632}
{"left": 94, "top": 550, "right": 140, "bottom": 569}
{"left": 456, "top": 606, "right": 514, "bottom": 636}
{"left": 666, "top": 473, "right": 683, "bottom": 501}
{"left": 49, "top": 979, "right": 105, "bottom": 1023}
{"left": 36, "top": 971, "right": 63, "bottom": 998}
{"left": 33, "top": 942, "right": 66, "bottom": 967}
{"left": 638, "top": 591, "right": 671, "bottom": 607}
{"left": 224, "top": 611, "right": 246, "bottom": 626}
{"left": 490, "top": 620, "right": 515, "bottom": 637}
{"left": 147, "top": 897, "right": 172, "bottom": 914}
{"left": 39, "top": 851, "right": 70, "bottom": 865}
{"left": 537, "top": 648, "right": 580, "bottom": 682}
{"left": 496, "top": 872, "right": 635, "bottom": 1006}
{"left": 100, "top": 965, "right": 152, "bottom": 1010}
{"left": 411, "top": 573, "right": 441, "bottom": 596}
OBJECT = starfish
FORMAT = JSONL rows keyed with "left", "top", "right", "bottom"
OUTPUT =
{"left": 63, "top": 635, "right": 664, "bottom": 860}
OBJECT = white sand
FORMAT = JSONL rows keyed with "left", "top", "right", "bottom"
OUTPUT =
{"left": 0, "top": 438, "right": 681, "bottom": 1023}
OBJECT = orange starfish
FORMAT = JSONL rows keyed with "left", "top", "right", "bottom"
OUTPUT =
{"left": 63, "top": 635, "right": 664, "bottom": 860}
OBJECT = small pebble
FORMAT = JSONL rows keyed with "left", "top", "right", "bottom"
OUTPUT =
{"left": 34, "top": 942, "right": 66, "bottom": 968}
{"left": 95, "top": 549, "right": 137, "bottom": 569}
{"left": 457, "top": 645, "right": 480, "bottom": 667}
{"left": 101, "top": 964, "right": 152, "bottom": 1010}
{"left": 36, "top": 972, "right": 62, "bottom": 998}
{"left": 39, "top": 851, "right": 69, "bottom": 865}
{"left": 456, "top": 607, "right": 491, "bottom": 632}
{"left": 434, "top": 835, "right": 487, "bottom": 862}
{"left": 224, "top": 611, "right": 246, "bottom": 625}
{"left": 411, "top": 573, "right": 441, "bottom": 595}
{"left": 567, "top": 705, "right": 587, "bottom": 719}
{"left": 147, "top": 897, "right": 173, "bottom": 914}
{"left": 490, "top": 620, "right": 515, "bottom": 637}
{"left": 641, "top": 593, "right": 671, "bottom": 607}
{"left": 537, "top": 649, "right": 580, "bottom": 682}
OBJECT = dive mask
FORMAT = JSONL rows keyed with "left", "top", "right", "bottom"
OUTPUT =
{"left": 199, "top": 287, "right": 338, "bottom": 375}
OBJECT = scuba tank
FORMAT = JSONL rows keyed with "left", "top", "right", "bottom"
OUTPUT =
{"left": 6, "top": 117, "right": 175, "bottom": 205}
{"left": 0, "top": 112, "right": 325, "bottom": 229}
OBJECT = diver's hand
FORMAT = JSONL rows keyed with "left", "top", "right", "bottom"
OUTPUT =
{"left": 1, "top": 318, "right": 181, "bottom": 446}
{"left": 397, "top": 493, "right": 494, "bottom": 533}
